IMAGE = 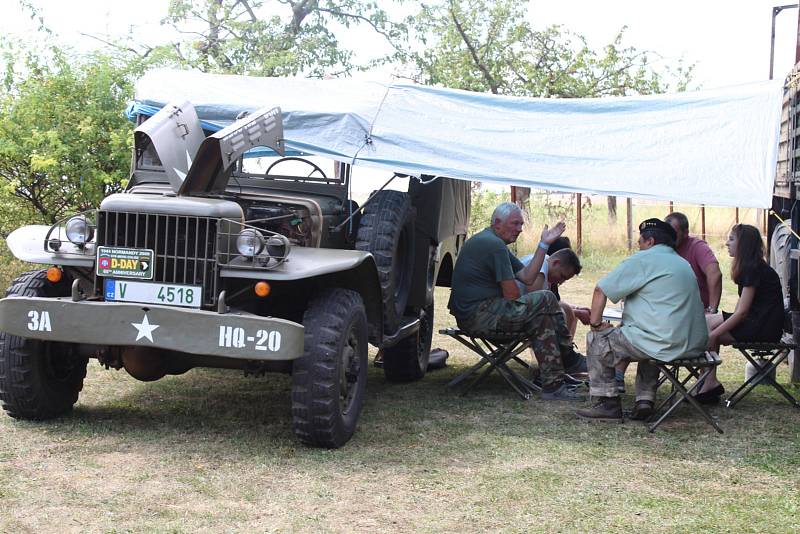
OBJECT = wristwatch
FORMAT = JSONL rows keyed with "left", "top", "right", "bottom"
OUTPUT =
{"left": 705, "top": 306, "right": 718, "bottom": 314}
{"left": 590, "top": 321, "right": 603, "bottom": 329}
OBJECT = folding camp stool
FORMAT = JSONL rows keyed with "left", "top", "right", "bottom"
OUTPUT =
{"left": 439, "top": 328, "right": 541, "bottom": 400}
{"left": 646, "top": 351, "right": 724, "bottom": 434}
{"left": 726, "top": 342, "right": 800, "bottom": 410}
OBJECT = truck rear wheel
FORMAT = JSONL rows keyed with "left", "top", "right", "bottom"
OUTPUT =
{"left": 356, "top": 190, "right": 414, "bottom": 333}
{"left": 291, "top": 288, "right": 368, "bottom": 448}
{"left": 383, "top": 303, "right": 433, "bottom": 382}
{"left": 0, "top": 270, "right": 88, "bottom": 420}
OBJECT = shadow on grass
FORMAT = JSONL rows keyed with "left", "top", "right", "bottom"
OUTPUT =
{"left": 24, "top": 358, "right": 799, "bottom": 476}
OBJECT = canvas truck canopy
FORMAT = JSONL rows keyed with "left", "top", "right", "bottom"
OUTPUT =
{"left": 131, "top": 68, "right": 784, "bottom": 208}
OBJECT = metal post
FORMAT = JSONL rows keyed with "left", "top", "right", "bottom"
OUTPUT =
{"left": 735, "top": 207, "right": 739, "bottom": 224}
{"left": 701, "top": 205, "right": 706, "bottom": 241}
{"left": 669, "top": 201, "right": 674, "bottom": 213}
{"left": 626, "top": 197, "right": 633, "bottom": 251}
{"left": 576, "top": 193, "right": 582, "bottom": 254}
{"left": 770, "top": 4, "right": 800, "bottom": 80}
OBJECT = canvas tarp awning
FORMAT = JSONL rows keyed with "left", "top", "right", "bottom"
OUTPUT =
{"left": 132, "top": 69, "right": 784, "bottom": 208}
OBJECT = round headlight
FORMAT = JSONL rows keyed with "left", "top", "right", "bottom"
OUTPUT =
{"left": 266, "top": 236, "right": 288, "bottom": 259}
{"left": 65, "top": 216, "right": 94, "bottom": 245}
{"left": 236, "top": 228, "right": 265, "bottom": 257}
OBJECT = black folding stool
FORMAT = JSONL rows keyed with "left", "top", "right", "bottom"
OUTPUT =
{"left": 646, "top": 351, "right": 724, "bottom": 434}
{"left": 726, "top": 342, "right": 800, "bottom": 410}
{"left": 439, "top": 328, "right": 541, "bottom": 400}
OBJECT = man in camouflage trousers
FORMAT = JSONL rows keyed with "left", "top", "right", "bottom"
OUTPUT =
{"left": 448, "top": 202, "right": 586, "bottom": 401}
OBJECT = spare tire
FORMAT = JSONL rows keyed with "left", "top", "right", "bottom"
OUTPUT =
{"left": 356, "top": 190, "right": 415, "bottom": 333}
{"left": 382, "top": 302, "right": 433, "bottom": 382}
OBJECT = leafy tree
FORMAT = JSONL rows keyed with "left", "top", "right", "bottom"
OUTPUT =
{"left": 406, "top": 0, "right": 692, "bottom": 97}
{"left": 0, "top": 44, "right": 135, "bottom": 234}
{"left": 157, "top": 0, "right": 408, "bottom": 76}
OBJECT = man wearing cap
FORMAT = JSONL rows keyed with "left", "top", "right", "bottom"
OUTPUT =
{"left": 576, "top": 218, "right": 708, "bottom": 421}
{"left": 613, "top": 212, "right": 723, "bottom": 392}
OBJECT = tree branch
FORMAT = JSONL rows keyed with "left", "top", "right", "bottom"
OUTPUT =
{"left": 234, "top": 0, "right": 258, "bottom": 22}
{"left": 78, "top": 33, "right": 153, "bottom": 59}
{"left": 313, "top": 5, "right": 405, "bottom": 53}
{"left": 448, "top": 4, "right": 500, "bottom": 94}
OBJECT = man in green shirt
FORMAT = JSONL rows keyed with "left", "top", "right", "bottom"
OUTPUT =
{"left": 576, "top": 218, "right": 708, "bottom": 422}
{"left": 448, "top": 202, "right": 585, "bottom": 401}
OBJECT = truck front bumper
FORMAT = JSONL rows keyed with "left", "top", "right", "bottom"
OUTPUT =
{"left": 0, "top": 297, "right": 304, "bottom": 361}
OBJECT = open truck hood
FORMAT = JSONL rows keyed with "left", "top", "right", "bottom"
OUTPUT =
{"left": 134, "top": 101, "right": 284, "bottom": 195}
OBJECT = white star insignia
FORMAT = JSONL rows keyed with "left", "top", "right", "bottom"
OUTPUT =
{"left": 132, "top": 314, "right": 160, "bottom": 342}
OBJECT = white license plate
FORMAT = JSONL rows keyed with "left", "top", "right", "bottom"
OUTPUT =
{"left": 104, "top": 280, "right": 202, "bottom": 308}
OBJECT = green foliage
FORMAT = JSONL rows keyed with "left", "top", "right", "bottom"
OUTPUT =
{"left": 406, "top": 0, "right": 693, "bottom": 97}
{"left": 160, "top": 0, "right": 408, "bottom": 77}
{"left": 0, "top": 43, "right": 135, "bottom": 234}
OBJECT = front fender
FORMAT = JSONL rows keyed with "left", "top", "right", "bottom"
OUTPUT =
{"left": 219, "top": 247, "right": 374, "bottom": 280}
{"left": 221, "top": 248, "right": 383, "bottom": 344}
{"left": 6, "top": 225, "right": 95, "bottom": 267}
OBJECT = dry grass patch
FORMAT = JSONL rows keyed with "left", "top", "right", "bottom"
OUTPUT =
{"left": 1, "top": 210, "right": 799, "bottom": 532}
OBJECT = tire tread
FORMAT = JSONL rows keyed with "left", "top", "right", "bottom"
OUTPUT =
{"left": 0, "top": 270, "right": 87, "bottom": 420}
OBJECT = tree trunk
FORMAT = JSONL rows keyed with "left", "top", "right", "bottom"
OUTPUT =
{"left": 607, "top": 196, "right": 617, "bottom": 224}
{"left": 513, "top": 186, "right": 530, "bottom": 218}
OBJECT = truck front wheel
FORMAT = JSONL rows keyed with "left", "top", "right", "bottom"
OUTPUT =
{"left": 355, "top": 190, "right": 414, "bottom": 333}
{"left": 0, "top": 270, "right": 88, "bottom": 420}
{"left": 291, "top": 288, "right": 368, "bottom": 448}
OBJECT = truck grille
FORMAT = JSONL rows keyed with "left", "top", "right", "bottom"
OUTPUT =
{"left": 96, "top": 211, "right": 218, "bottom": 306}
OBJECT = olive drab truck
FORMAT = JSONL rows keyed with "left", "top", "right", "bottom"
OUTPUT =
{"left": 0, "top": 100, "right": 470, "bottom": 448}
{"left": 771, "top": 63, "right": 800, "bottom": 384}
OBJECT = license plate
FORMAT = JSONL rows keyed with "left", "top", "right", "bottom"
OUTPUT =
{"left": 97, "top": 246, "right": 154, "bottom": 280}
{"left": 104, "top": 280, "right": 202, "bottom": 308}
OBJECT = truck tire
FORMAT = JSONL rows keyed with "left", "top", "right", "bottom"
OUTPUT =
{"left": 291, "top": 288, "right": 368, "bottom": 448}
{"left": 356, "top": 190, "right": 414, "bottom": 333}
{"left": 0, "top": 270, "right": 88, "bottom": 420}
{"left": 382, "top": 303, "right": 433, "bottom": 382}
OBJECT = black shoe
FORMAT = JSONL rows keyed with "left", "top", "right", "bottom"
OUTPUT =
{"left": 541, "top": 383, "right": 587, "bottom": 401}
{"left": 629, "top": 400, "right": 654, "bottom": 421}
{"left": 692, "top": 384, "right": 724, "bottom": 405}
{"left": 564, "top": 348, "right": 588, "bottom": 375}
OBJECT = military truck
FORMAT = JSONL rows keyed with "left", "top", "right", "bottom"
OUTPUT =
{"left": 0, "top": 100, "right": 470, "bottom": 448}
{"left": 771, "top": 65, "right": 800, "bottom": 383}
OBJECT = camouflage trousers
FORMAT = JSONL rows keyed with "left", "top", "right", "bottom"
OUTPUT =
{"left": 456, "top": 291, "right": 570, "bottom": 389}
{"left": 586, "top": 327, "right": 660, "bottom": 401}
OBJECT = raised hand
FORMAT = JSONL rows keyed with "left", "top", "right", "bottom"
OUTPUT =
{"left": 540, "top": 221, "right": 566, "bottom": 245}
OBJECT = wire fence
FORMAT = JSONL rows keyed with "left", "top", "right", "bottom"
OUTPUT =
{"left": 471, "top": 189, "right": 774, "bottom": 258}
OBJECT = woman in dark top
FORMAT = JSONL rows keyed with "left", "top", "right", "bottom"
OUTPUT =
{"left": 696, "top": 224, "right": 784, "bottom": 403}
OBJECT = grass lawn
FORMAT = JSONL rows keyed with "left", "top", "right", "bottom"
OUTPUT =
{"left": 1, "top": 257, "right": 799, "bottom": 532}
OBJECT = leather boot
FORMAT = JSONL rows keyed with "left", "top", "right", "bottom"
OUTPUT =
{"left": 576, "top": 396, "right": 623, "bottom": 422}
{"left": 629, "top": 400, "right": 655, "bottom": 421}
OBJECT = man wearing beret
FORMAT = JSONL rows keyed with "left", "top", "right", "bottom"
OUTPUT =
{"left": 576, "top": 218, "right": 708, "bottom": 421}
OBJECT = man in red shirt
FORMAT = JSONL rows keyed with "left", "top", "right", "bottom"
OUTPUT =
{"left": 665, "top": 212, "right": 722, "bottom": 313}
